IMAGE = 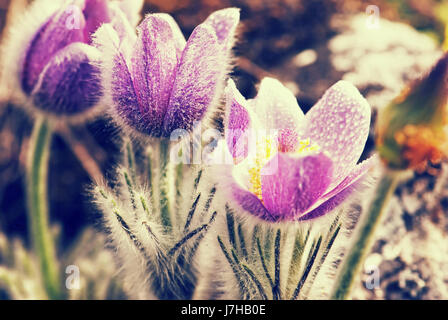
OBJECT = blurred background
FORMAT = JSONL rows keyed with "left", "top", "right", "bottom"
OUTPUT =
{"left": 0, "top": 0, "right": 448, "bottom": 299}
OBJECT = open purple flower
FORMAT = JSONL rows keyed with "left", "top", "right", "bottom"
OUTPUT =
{"left": 15, "top": 0, "right": 142, "bottom": 116}
{"left": 95, "top": 8, "right": 240, "bottom": 137}
{"left": 222, "top": 78, "right": 374, "bottom": 222}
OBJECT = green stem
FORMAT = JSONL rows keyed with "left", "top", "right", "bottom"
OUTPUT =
{"left": 159, "top": 139, "right": 172, "bottom": 229}
{"left": 330, "top": 170, "right": 400, "bottom": 300}
{"left": 174, "top": 162, "right": 183, "bottom": 215}
{"left": 26, "top": 118, "right": 61, "bottom": 299}
{"left": 146, "top": 146, "right": 157, "bottom": 213}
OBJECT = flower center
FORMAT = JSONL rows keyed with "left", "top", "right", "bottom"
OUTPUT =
{"left": 295, "top": 138, "right": 320, "bottom": 155}
{"left": 248, "top": 137, "right": 319, "bottom": 202}
{"left": 248, "top": 137, "right": 275, "bottom": 202}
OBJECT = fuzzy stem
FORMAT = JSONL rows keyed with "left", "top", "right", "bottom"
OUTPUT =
{"left": 159, "top": 139, "right": 172, "bottom": 229}
{"left": 273, "top": 230, "right": 281, "bottom": 300}
{"left": 146, "top": 147, "right": 156, "bottom": 211}
{"left": 330, "top": 170, "right": 400, "bottom": 300}
{"left": 125, "top": 139, "right": 136, "bottom": 184}
{"left": 174, "top": 162, "right": 183, "bottom": 212}
{"left": 256, "top": 237, "right": 274, "bottom": 290}
{"left": 26, "top": 118, "right": 61, "bottom": 299}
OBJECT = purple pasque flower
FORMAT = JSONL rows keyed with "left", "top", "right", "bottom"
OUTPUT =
{"left": 17, "top": 0, "right": 141, "bottom": 116}
{"left": 223, "top": 77, "right": 374, "bottom": 222}
{"left": 95, "top": 8, "right": 240, "bottom": 137}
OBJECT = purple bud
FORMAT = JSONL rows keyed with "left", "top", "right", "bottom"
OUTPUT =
{"left": 18, "top": 0, "right": 136, "bottom": 117}
{"left": 101, "top": 8, "right": 240, "bottom": 137}
{"left": 32, "top": 43, "right": 103, "bottom": 115}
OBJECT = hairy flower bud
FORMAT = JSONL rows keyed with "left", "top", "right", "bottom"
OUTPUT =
{"left": 4, "top": 0, "right": 142, "bottom": 118}
{"left": 95, "top": 8, "right": 240, "bottom": 137}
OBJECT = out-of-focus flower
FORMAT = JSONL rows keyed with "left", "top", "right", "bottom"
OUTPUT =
{"left": 376, "top": 53, "right": 448, "bottom": 172}
{"left": 221, "top": 78, "right": 374, "bottom": 222}
{"left": 4, "top": 0, "right": 142, "bottom": 117}
{"left": 95, "top": 8, "right": 239, "bottom": 137}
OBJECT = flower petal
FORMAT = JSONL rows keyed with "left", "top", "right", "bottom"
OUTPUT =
{"left": 322, "top": 155, "right": 377, "bottom": 200}
{"left": 130, "top": 14, "right": 182, "bottom": 136}
{"left": 153, "top": 13, "right": 186, "bottom": 60}
{"left": 31, "top": 43, "right": 102, "bottom": 114}
{"left": 21, "top": 5, "right": 87, "bottom": 94}
{"left": 231, "top": 182, "right": 274, "bottom": 221}
{"left": 260, "top": 152, "right": 333, "bottom": 221}
{"left": 297, "top": 183, "right": 357, "bottom": 221}
{"left": 83, "top": 0, "right": 111, "bottom": 42}
{"left": 106, "top": 4, "right": 137, "bottom": 43}
{"left": 95, "top": 23, "right": 142, "bottom": 133}
{"left": 298, "top": 155, "right": 376, "bottom": 221}
{"left": 225, "top": 79, "right": 251, "bottom": 161}
{"left": 304, "top": 80, "right": 371, "bottom": 189}
{"left": 251, "top": 78, "right": 305, "bottom": 151}
{"left": 163, "top": 23, "right": 232, "bottom": 136}
{"left": 203, "top": 8, "right": 240, "bottom": 48}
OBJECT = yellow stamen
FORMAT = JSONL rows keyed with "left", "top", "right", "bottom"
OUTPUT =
{"left": 248, "top": 137, "right": 274, "bottom": 202}
{"left": 295, "top": 138, "right": 320, "bottom": 155}
{"left": 247, "top": 137, "right": 319, "bottom": 202}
